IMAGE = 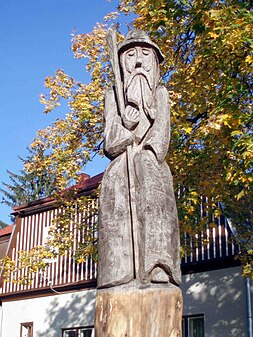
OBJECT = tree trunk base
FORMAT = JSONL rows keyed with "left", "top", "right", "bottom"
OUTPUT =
{"left": 95, "top": 284, "right": 182, "bottom": 337}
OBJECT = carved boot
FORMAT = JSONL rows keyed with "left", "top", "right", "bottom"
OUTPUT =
{"left": 150, "top": 267, "right": 169, "bottom": 283}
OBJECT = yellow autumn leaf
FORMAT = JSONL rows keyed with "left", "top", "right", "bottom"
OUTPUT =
{"left": 183, "top": 126, "right": 192, "bottom": 134}
{"left": 208, "top": 32, "right": 219, "bottom": 40}
{"left": 245, "top": 55, "right": 253, "bottom": 65}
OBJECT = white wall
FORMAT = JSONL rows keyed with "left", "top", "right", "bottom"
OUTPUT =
{"left": 1, "top": 288, "right": 96, "bottom": 337}
{"left": 181, "top": 266, "right": 252, "bottom": 337}
{"left": 1, "top": 267, "right": 251, "bottom": 337}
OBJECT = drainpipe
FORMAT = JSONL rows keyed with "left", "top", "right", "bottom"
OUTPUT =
{"left": 246, "top": 277, "right": 253, "bottom": 337}
{"left": 0, "top": 301, "right": 3, "bottom": 337}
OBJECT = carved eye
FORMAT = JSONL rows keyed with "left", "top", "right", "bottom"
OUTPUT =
{"left": 127, "top": 49, "right": 135, "bottom": 57}
{"left": 142, "top": 49, "right": 150, "bottom": 56}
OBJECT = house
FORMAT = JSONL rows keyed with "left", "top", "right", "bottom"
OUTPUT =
{"left": 0, "top": 173, "right": 252, "bottom": 337}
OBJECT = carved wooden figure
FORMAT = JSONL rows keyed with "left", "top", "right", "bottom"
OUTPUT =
{"left": 96, "top": 29, "right": 182, "bottom": 337}
{"left": 98, "top": 29, "right": 181, "bottom": 288}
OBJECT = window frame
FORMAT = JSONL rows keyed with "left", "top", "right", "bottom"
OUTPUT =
{"left": 20, "top": 322, "right": 33, "bottom": 337}
{"left": 182, "top": 314, "right": 205, "bottom": 337}
{"left": 62, "top": 326, "right": 94, "bottom": 337}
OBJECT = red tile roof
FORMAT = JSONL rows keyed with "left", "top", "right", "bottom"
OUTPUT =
{"left": 0, "top": 224, "right": 14, "bottom": 237}
{"left": 75, "top": 172, "right": 103, "bottom": 191}
{"left": 12, "top": 172, "right": 104, "bottom": 215}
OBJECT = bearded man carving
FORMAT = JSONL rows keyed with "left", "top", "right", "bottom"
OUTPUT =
{"left": 98, "top": 30, "right": 181, "bottom": 288}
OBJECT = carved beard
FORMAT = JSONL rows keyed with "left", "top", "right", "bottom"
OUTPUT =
{"left": 126, "top": 72, "right": 154, "bottom": 114}
{"left": 121, "top": 49, "right": 160, "bottom": 120}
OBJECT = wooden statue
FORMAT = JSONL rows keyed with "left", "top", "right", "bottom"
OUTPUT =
{"left": 95, "top": 29, "right": 182, "bottom": 337}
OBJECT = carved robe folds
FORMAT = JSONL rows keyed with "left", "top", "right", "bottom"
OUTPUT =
{"left": 98, "top": 85, "right": 181, "bottom": 288}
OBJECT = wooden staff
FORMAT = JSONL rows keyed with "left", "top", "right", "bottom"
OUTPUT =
{"left": 106, "top": 26, "right": 139, "bottom": 279}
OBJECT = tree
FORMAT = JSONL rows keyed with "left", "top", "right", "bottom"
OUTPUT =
{"left": 0, "top": 147, "right": 57, "bottom": 208}
{"left": 0, "top": 220, "right": 8, "bottom": 229}
{"left": 4, "top": 0, "right": 252, "bottom": 279}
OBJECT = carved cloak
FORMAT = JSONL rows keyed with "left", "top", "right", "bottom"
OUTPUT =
{"left": 98, "top": 85, "right": 181, "bottom": 288}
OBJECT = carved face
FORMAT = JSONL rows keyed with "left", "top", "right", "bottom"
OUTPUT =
{"left": 120, "top": 45, "right": 159, "bottom": 109}
{"left": 124, "top": 46, "right": 155, "bottom": 73}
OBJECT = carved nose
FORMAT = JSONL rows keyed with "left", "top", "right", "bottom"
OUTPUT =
{"left": 135, "top": 57, "right": 142, "bottom": 68}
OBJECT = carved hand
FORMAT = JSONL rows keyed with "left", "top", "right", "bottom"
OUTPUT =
{"left": 122, "top": 105, "right": 139, "bottom": 130}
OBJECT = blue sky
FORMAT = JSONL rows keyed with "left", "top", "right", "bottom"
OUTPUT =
{"left": 0, "top": 0, "right": 126, "bottom": 223}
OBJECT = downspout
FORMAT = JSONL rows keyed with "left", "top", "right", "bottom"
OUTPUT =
{"left": 246, "top": 277, "right": 253, "bottom": 337}
{"left": 0, "top": 301, "right": 2, "bottom": 337}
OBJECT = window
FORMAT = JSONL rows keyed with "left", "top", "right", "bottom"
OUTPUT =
{"left": 62, "top": 327, "right": 94, "bottom": 337}
{"left": 20, "top": 322, "right": 33, "bottom": 337}
{"left": 183, "top": 315, "right": 204, "bottom": 337}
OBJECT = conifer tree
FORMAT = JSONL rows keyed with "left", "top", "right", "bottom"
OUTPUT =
{"left": 0, "top": 148, "right": 56, "bottom": 208}
{"left": 0, "top": 220, "right": 8, "bottom": 229}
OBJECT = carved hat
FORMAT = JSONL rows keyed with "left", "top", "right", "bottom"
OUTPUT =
{"left": 118, "top": 29, "right": 164, "bottom": 64}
